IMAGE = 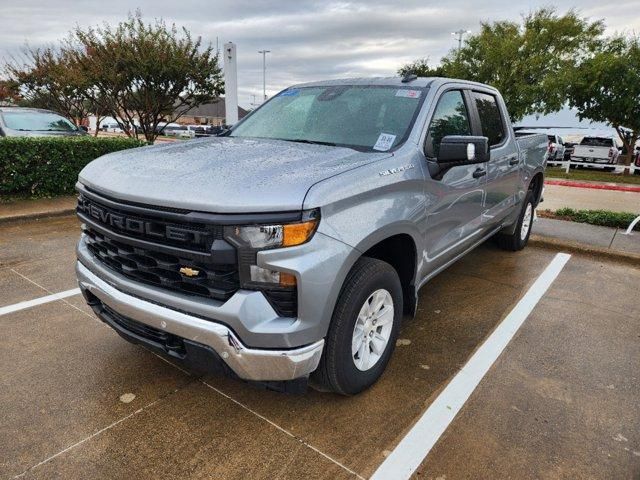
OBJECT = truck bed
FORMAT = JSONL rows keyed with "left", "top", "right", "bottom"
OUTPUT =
{"left": 515, "top": 132, "right": 548, "bottom": 167}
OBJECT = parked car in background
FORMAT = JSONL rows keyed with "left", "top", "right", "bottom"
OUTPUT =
{"left": 571, "top": 136, "right": 620, "bottom": 169}
{"left": 101, "top": 122, "right": 123, "bottom": 133}
{"left": 195, "top": 125, "right": 226, "bottom": 137}
{"left": 546, "top": 134, "right": 565, "bottom": 163}
{"left": 156, "top": 123, "right": 183, "bottom": 137}
{"left": 0, "top": 107, "right": 87, "bottom": 137}
{"left": 180, "top": 125, "right": 201, "bottom": 138}
{"left": 634, "top": 146, "right": 640, "bottom": 175}
{"left": 563, "top": 141, "right": 576, "bottom": 161}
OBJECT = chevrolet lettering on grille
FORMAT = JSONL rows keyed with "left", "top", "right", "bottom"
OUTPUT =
{"left": 77, "top": 195, "right": 209, "bottom": 245}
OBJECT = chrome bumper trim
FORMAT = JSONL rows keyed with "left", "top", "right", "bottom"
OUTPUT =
{"left": 76, "top": 261, "right": 324, "bottom": 381}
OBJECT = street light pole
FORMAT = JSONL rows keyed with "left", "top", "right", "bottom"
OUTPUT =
{"left": 451, "top": 29, "right": 471, "bottom": 53}
{"left": 258, "top": 50, "right": 271, "bottom": 102}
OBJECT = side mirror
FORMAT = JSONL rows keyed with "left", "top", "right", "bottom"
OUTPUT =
{"left": 438, "top": 135, "right": 490, "bottom": 164}
{"left": 79, "top": 125, "right": 89, "bottom": 132}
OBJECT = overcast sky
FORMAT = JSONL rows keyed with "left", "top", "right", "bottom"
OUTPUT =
{"left": 1, "top": 0, "right": 638, "bottom": 111}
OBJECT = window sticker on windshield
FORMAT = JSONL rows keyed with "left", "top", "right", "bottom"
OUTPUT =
{"left": 279, "top": 89, "right": 300, "bottom": 97}
{"left": 395, "top": 89, "right": 421, "bottom": 99}
{"left": 373, "top": 133, "right": 397, "bottom": 151}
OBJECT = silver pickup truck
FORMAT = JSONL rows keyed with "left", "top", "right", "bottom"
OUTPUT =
{"left": 75, "top": 77, "right": 547, "bottom": 395}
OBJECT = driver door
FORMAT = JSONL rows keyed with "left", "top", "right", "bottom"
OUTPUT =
{"left": 422, "top": 89, "right": 488, "bottom": 272}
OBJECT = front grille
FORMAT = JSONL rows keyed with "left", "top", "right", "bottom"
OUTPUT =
{"left": 78, "top": 189, "right": 298, "bottom": 317}
{"left": 77, "top": 192, "right": 221, "bottom": 252}
{"left": 84, "top": 228, "right": 239, "bottom": 301}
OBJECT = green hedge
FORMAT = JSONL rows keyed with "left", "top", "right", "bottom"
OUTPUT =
{"left": 0, "top": 136, "right": 145, "bottom": 197}
{"left": 554, "top": 208, "right": 640, "bottom": 231}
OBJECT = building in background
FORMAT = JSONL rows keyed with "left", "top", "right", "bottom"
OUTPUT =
{"left": 177, "top": 98, "right": 249, "bottom": 126}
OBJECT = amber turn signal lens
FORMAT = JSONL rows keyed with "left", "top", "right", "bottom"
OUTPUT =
{"left": 282, "top": 219, "right": 318, "bottom": 247}
{"left": 279, "top": 272, "right": 297, "bottom": 286}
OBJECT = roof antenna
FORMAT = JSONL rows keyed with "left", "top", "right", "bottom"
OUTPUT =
{"left": 401, "top": 73, "right": 418, "bottom": 83}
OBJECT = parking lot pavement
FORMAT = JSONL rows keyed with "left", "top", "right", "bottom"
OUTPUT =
{"left": 1, "top": 216, "right": 639, "bottom": 479}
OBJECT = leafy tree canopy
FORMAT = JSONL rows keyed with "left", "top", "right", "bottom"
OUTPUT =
{"left": 68, "top": 12, "right": 224, "bottom": 141}
{"left": 398, "top": 58, "right": 444, "bottom": 78}
{"left": 5, "top": 12, "right": 224, "bottom": 142}
{"left": 400, "top": 8, "right": 604, "bottom": 122}
{"left": 6, "top": 46, "right": 93, "bottom": 124}
{"left": 0, "top": 79, "right": 21, "bottom": 105}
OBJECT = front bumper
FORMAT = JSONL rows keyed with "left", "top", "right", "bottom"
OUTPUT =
{"left": 76, "top": 261, "right": 324, "bottom": 381}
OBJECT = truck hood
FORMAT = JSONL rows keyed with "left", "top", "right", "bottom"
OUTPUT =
{"left": 79, "top": 137, "right": 386, "bottom": 213}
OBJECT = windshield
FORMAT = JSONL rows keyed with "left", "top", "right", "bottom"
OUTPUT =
{"left": 2, "top": 111, "right": 78, "bottom": 132}
{"left": 230, "top": 85, "right": 426, "bottom": 151}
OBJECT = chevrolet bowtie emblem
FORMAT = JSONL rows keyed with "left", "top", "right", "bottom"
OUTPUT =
{"left": 179, "top": 267, "right": 200, "bottom": 277}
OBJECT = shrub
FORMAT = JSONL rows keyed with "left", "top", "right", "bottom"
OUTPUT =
{"left": 552, "top": 208, "right": 640, "bottom": 230}
{"left": 0, "top": 136, "right": 145, "bottom": 197}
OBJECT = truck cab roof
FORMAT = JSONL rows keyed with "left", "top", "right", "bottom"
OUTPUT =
{"left": 289, "top": 76, "right": 498, "bottom": 92}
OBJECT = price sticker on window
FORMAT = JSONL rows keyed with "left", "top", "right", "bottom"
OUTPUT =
{"left": 373, "top": 133, "right": 397, "bottom": 151}
{"left": 395, "top": 89, "right": 421, "bottom": 99}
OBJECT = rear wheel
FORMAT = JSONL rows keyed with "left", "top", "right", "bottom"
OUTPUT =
{"left": 496, "top": 190, "right": 535, "bottom": 251}
{"left": 311, "top": 257, "right": 402, "bottom": 395}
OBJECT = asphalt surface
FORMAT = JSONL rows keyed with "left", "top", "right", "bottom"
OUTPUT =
{"left": 1, "top": 216, "right": 638, "bottom": 479}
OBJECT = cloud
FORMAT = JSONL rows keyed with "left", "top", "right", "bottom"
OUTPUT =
{"left": 0, "top": 0, "right": 638, "bottom": 107}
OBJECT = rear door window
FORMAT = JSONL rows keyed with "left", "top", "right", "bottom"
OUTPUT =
{"left": 471, "top": 92, "right": 505, "bottom": 147}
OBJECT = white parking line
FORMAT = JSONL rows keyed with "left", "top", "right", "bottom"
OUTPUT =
{"left": 202, "top": 381, "right": 365, "bottom": 479}
{"left": 370, "top": 252, "right": 571, "bottom": 480}
{"left": 12, "top": 391, "right": 174, "bottom": 478}
{"left": 0, "top": 288, "right": 81, "bottom": 317}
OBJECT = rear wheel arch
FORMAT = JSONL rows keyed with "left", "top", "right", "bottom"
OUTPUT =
{"left": 529, "top": 171, "right": 544, "bottom": 206}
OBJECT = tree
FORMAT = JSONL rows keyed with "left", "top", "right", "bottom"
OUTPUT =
{"left": 567, "top": 36, "right": 640, "bottom": 173}
{"left": 0, "top": 79, "right": 21, "bottom": 104}
{"left": 69, "top": 13, "right": 224, "bottom": 142}
{"left": 6, "top": 46, "right": 93, "bottom": 124}
{"left": 398, "top": 58, "right": 444, "bottom": 78}
{"left": 400, "top": 8, "right": 604, "bottom": 121}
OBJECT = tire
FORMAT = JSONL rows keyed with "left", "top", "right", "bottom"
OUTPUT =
{"left": 311, "top": 257, "right": 403, "bottom": 395}
{"left": 496, "top": 190, "right": 535, "bottom": 251}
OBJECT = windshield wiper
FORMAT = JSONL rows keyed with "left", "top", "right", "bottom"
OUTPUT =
{"left": 286, "top": 138, "right": 337, "bottom": 147}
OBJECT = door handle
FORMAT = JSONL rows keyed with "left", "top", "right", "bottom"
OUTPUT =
{"left": 472, "top": 167, "right": 487, "bottom": 179}
{"left": 508, "top": 156, "right": 519, "bottom": 166}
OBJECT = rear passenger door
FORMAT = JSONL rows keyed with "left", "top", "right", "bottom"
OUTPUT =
{"left": 470, "top": 91, "right": 519, "bottom": 226}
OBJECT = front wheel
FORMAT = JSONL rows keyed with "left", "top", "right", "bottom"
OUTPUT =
{"left": 496, "top": 190, "right": 535, "bottom": 251}
{"left": 311, "top": 257, "right": 402, "bottom": 395}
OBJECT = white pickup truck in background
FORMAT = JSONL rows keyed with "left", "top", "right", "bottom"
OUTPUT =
{"left": 571, "top": 136, "right": 620, "bottom": 168}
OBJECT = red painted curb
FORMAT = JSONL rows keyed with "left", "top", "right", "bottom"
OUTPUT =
{"left": 546, "top": 179, "right": 640, "bottom": 193}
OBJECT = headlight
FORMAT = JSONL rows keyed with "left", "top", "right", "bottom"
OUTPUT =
{"left": 228, "top": 210, "right": 319, "bottom": 250}
{"left": 223, "top": 209, "right": 320, "bottom": 301}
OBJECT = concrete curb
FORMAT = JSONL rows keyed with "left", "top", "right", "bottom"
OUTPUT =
{"left": 529, "top": 234, "right": 640, "bottom": 266}
{"left": 545, "top": 179, "right": 640, "bottom": 193}
{"left": 0, "top": 208, "right": 76, "bottom": 225}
